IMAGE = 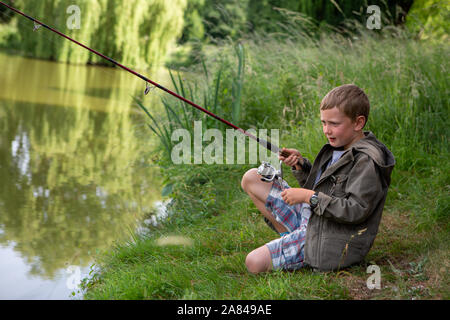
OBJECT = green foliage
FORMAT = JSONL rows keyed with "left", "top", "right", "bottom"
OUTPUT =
{"left": 247, "top": 0, "right": 300, "bottom": 32}
{"left": 137, "top": 42, "right": 246, "bottom": 163}
{"left": 180, "top": 0, "right": 416, "bottom": 43}
{"left": 201, "top": 0, "right": 249, "bottom": 39}
{"left": 297, "top": 0, "right": 414, "bottom": 27}
{"left": 0, "top": 0, "right": 16, "bottom": 23}
{"left": 406, "top": 0, "right": 449, "bottom": 42}
{"left": 180, "top": 0, "right": 206, "bottom": 42}
{"left": 181, "top": 0, "right": 249, "bottom": 42}
{"left": 3, "top": 0, "right": 187, "bottom": 68}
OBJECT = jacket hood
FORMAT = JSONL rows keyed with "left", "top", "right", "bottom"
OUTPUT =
{"left": 350, "top": 131, "right": 395, "bottom": 186}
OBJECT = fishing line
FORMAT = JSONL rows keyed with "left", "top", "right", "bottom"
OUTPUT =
{"left": 0, "top": 1, "right": 284, "bottom": 156}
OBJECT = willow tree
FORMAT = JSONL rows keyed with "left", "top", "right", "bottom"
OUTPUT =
{"left": 13, "top": 0, "right": 187, "bottom": 68}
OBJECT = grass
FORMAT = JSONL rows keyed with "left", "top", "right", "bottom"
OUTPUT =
{"left": 82, "top": 167, "right": 349, "bottom": 300}
{"left": 82, "top": 16, "right": 449, "bottom": 300}
{"left": 82, "top": 165, "right": 448, "bottom": 300}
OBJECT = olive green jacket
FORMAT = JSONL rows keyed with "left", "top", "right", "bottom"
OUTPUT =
{"left": 292, "top": 131, "right": 395, "bottom": 271}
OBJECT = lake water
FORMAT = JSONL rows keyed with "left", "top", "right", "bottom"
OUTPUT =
{"left": 0, "top": 51, "right": 167, "bottom": 299}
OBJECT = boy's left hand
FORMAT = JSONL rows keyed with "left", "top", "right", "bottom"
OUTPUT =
{"left": 281, "top": 188, "right": 315, "bottom": 206}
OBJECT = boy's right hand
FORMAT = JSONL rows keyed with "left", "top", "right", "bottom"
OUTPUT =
{"left": 279, "top": 148, "right": 304, "bottom": 169}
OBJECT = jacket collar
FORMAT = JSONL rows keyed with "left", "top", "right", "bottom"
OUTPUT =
{"left": 309, "top": 131, "right": 395, "bottom": 188}
{"left": 312, "top": 147, "right": 353, "bottom": 188}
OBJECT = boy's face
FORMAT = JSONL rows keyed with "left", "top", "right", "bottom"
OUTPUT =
{"left": 320, "top": 107, "right": 365, "bottom": 150}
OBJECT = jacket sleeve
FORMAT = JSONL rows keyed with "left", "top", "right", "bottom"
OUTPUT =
{"left": 313, "top": 154, "right": 383, "bottom": 224}
{"left": 291, "top": 158, "right": 312, "bottom": 187}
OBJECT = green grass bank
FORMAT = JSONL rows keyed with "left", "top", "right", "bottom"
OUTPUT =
{"left": 82, "top": 26, "right": 449, "bottom": 299}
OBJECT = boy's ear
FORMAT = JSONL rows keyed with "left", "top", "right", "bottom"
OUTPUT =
{"left": 354, "top": 115, "right": 366, "bottom": 130}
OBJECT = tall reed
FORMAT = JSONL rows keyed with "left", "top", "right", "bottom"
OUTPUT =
{"left": 136, "top": 42, "right": 246, "bottom": 161}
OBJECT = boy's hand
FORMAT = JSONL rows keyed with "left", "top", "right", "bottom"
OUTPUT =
{"left": 281, "top": 188, "right": 315, "bottom": 206}
{"left": 279, "top": 148, "right": 304, "bottom": 169}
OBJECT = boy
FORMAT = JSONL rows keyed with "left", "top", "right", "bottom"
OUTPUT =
{"left": 241, "top": 84, "right": 395, "bottom": 273}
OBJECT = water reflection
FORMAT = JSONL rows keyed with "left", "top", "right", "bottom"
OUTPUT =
{"left": 0, "top": 52, "right": 163, "bottom": 298}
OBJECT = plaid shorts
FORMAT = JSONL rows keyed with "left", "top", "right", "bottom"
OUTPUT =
{"left": 264, "top": 178, "right": 311, "bottom": 271}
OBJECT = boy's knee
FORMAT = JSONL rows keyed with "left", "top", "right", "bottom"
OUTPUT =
{"left": 241, "top": 168, "right": 258, "bottom": 192}
{"left": 245, "top": 248, "right": 272, "bottom": 274}
{"left": 245, "top": 253, "right": 261, "bottom": 274}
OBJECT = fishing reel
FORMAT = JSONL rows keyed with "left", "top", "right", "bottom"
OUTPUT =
{"left": 257, "top": 160, "right": 284, "bottom": 183}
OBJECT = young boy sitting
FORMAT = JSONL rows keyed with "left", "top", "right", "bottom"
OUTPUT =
{"left": 241, "top": 84, "right": 395, "bottom": 273}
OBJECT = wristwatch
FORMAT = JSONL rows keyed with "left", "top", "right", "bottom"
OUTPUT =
{"left": 309, "top": 191, "right": 319, "bottom": 209}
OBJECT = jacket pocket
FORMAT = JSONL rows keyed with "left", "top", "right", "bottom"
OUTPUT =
{"left": 320, "top": 237, "right": 365, "bottom": 271}
{"left": 330, "top": 174, "right": 348, "bottom": 197}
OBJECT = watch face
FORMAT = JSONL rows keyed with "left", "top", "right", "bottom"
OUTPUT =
{"left": 310, "top": 194, "right": 319, "bottom": 206}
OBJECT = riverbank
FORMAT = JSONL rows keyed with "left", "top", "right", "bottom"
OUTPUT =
{"left": 81, "top": 166, "right": 449, "bottom": 300}
{"left": 82, "top": 27, "right": 449, "bottom": 299}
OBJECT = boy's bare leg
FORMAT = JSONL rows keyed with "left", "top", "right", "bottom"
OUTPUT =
{"left": 245, "top": 245, "right": 273, "bottom": 274}
{"left": 241, "top": 168, "right": 287, "bottom": 234}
